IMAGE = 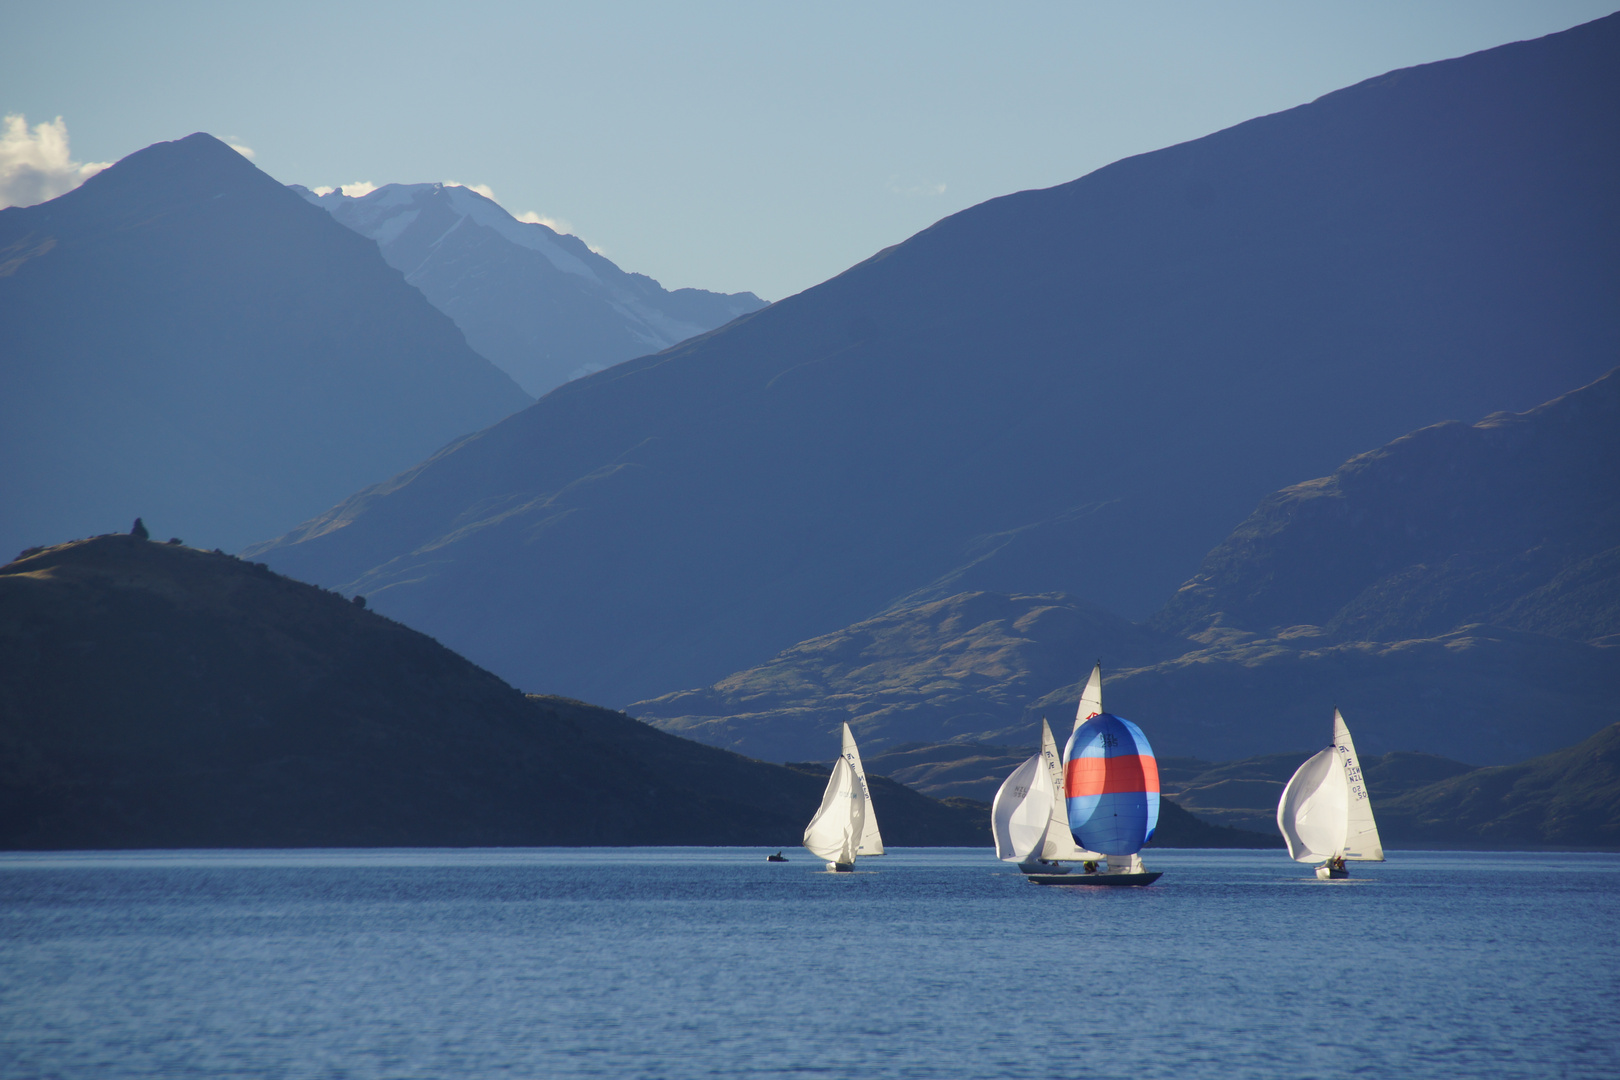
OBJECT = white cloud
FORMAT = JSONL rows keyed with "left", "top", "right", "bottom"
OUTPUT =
{"left": 0, "top": 114, "right": 111, "bottom": 209}
{"left": 515, "top": 209, "right": 572, "bottom": 233}
{"left": 306, "top": 182, "right": 374, "bottom": 199}
{"left": 224, "top": 138, "right": 255, "bottom": 160}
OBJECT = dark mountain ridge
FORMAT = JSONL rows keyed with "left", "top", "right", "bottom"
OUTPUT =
{"left": 0, "top": 134, "right": 531, "bottom": 559}
{"left": 250, "top": 17, "right": 1620, "bottom": 708}
{"left": 0, "top": 535, "right": 984, "bottom": 849}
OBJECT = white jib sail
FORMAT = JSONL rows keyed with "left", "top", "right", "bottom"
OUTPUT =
{"left": 991, "top": 752, "right": 1050, "bottom": 861}
{"left": 842, "top": 723, "right": 885, "bottom": 856}
{"left": 1333, "top": 708, "right": 1385, "bottom": 861}
{"left": 804, "top": 754, "right": 865, "bottom": 865}
{"left": 1277, "top": 744, "right": 1349, "bottom": 863}
{"left": 1039, "top": 718, "right": 1100, "bottom": 861}
{"left": 1071, "top": 662, "right": 1103, "bottom": 739}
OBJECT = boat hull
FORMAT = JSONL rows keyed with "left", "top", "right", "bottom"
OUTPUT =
{"left": 1026, "top": 871, "right": 1162, "bottom": 887}
{"left": 1316, "top": 865, "right": 1349, "bottom": 880}
{"left": 826, "top": 862, "right": 855, "bottom": 873}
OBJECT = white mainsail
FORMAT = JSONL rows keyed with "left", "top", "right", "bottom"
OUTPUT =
{"left": 841, "top": 724, "right": 885, "bottom": 856}
{"left": 1071, "top": 662, "right": 1103, "bottom": 739}
{"left": 1333, "top": 708, "right": 1384, "bottom": 861}
{"left": 1038, "top": 718, "right": 1098, "bottom": 861}
{"left": 1277, "top": 708, "right": 1385, "bottom": 864}
{"left": 804, "top": 754, "right": 865, "bottom": 866}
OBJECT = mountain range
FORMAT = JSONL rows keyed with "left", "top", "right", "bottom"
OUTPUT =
{"left": 294, "top": 182, "right": 766, "bottom": 397}
{"left": 248, "top": 16, "right": 1620, "bottom": 712}
{"left": 0, "top": 134, "right": 532, "bottom": 559}
{"left": 636, "top": 370, "right": 1619, "bottom": 765}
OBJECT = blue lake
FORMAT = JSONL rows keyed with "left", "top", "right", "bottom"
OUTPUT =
{"left": 1, "top": 848, "right": 1616, "bottom": 1079}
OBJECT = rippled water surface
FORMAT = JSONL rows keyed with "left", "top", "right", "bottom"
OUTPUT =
{"left": 2, "top": 848, "right": 1617, "bottom": 1079}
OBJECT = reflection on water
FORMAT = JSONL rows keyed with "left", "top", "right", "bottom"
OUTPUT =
{"left": 1, "top": 848, "right": 1616, "bottom": 1079}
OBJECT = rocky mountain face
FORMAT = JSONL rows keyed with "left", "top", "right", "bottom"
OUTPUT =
{"left": 295, "top": 183, "right": 766, "bottom": 397}
{"left": 0, "top": 535, "right": 985, "bottom": 849}
{"left": 0, "top": 135, "right": 532, "bottom": 559}
{"left": 248, "top": 16, "right": 1620, "bottom": 709}
{"left": 635, "top": 374, "right": 1620, "bottom": 766}
{"left": 1151, "top": 369, "right": 1620, "bottom": 645}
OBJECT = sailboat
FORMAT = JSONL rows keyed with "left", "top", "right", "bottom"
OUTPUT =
{"left": 1025, "top": 663, "right": 1163, "bottom": 886}
{"left": 1276, "top": 708, "right": 1385, "bottom": 879}
{"left": 991, "top": 718, "right": 1103, "bottom": 873}
{"left": 803, "top": 723, "right": 885, "bottom": 872}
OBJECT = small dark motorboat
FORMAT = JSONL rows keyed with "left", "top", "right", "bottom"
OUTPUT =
{"left": 766, "top": 851, "right": 789, "bottom": 862}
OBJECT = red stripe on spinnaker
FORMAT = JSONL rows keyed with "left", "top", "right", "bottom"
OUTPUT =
{"left": 1066, "top": 754, "right": 1161, "bottom": 797}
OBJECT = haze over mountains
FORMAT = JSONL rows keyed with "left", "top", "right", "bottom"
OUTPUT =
{"left": 0, "top": 134, "right": 531, "bottom": 558}
{"left": 252, "top": 16, "right": 1620, "bottom": 713}
{"left": 294, "top": 182, "right": 766, "bottom": 397}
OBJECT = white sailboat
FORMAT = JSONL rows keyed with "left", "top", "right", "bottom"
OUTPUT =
{"left": 993, "top": 662, "right": 1107, "bottom": 874}
{"left": 803, "top": 723, "right": 884, "bottom": 871}
{"left": 992, "top": 718, "right": 1102, "bottom": 872}
{"left": 1276, "top": 708, "right": 1386, "bottom": 879}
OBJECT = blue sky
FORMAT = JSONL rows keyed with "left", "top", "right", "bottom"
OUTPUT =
{"left": 5, "top": 1, "right": 1615, "bottom": 299}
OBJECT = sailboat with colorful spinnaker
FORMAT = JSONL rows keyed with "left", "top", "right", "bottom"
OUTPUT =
{"left": 803, "top": 723, "right": 885, "bottom": 872}
{"left": 1027, "top": 664, "right": 1163, "bottom": 886}
{"left": 1276, "top": 708, "right": 1385, "bottom": 879}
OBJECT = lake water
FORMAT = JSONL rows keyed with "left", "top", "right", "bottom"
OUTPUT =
{"left": 1, "top": 848, "right": 1616, "bottom": 1079}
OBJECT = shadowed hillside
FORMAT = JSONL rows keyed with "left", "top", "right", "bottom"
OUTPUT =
{"left": 1377, "top": 724, "right": 1620, "bottom": 849}
{"left": 249, "top": 17, "right": 1620, "bottom": 708}
{"left": 637, "top": 373, "right": 1620, "bottom": 765}
{"left": 0, "top": 535, "right": 984, "bottom": 849}
{"left": 1152, "top": 369, "right": 1620, "bottom": 643}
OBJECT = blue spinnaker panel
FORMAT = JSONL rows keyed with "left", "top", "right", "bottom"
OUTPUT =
{"left": 1064, "top": 713, "right": 1160, "bottom": 856}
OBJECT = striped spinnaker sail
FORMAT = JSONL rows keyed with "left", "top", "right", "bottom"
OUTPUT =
{"left": 1064, "top": 713, "right": 1160, "bottom": 856}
